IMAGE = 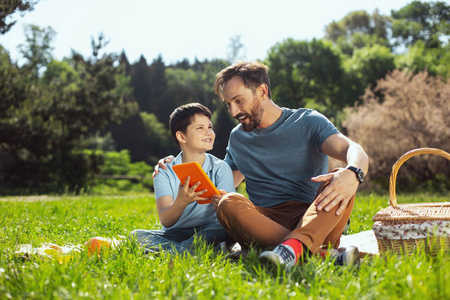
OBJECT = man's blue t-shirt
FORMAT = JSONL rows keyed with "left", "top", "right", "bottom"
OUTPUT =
{"left": 224, "top": 108, "right": 339, "bottom": 208}
{"left": 154, "top": 152, "right": 235, "bottom": 230}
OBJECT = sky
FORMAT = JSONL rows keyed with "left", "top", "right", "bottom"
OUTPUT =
{"left": 1, "top": 0, "right": 445, "bottom": 65}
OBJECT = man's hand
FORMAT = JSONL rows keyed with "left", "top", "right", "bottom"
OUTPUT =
{"left": 211, "top": 189, "right": 227, "bottom": 211}
{"left": 152, "top": 155, "right": 175, "bottom": 178}
{"left": 311, "top": 168, "right": 359, "bottom": 215}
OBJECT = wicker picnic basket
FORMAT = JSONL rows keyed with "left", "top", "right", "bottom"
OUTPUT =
{"left": 372, "top": 148, "right": 450, "bottom": 255}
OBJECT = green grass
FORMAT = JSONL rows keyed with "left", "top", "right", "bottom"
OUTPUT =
{"left": 0, "top": 192, "right": 449, "bottom": 299}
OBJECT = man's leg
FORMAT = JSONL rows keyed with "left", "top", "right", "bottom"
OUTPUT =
{"left": 216, "top": 192, "right": 309, "bottom": 249}
{"left": 259, "top": 196, "right": 355, "bottom": 267}
{"left": 259, "top": 175, "right": 357, "bottom": 267}
{"left": 284, "top": 186, "right": 355, "bottom": 254}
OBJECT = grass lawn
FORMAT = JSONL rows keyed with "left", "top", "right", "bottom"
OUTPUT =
{"left": 0, "top": 192, "right": 449, "bottom": 299}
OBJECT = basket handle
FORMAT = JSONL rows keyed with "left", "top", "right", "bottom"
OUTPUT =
{"left": 389, "top": 148, "right": 450, "bottom": 207}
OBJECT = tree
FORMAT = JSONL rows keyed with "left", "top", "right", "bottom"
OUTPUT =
{"left": 395, "top": 41, "right": 450, "bottom": 78}
{"left": 18, "top": 24, "right": 56, "bottom": 80}
{"left": 391, "top": 1, "right": 450, "bottom": 49}
{"left": 343, "top": 70, "right": 450, "bottom": 191}
{"left": 325, "top": 9, "right": 391, "bottom": 55}
{"left": 267, "top": 38, "right": 351, "bottom": 120}
{"left": 148, "top": 55, "right": 169, "bottom": 121}
{"left": 129, "top": 55, "right": 152, "bottom": 112}
{"left": 0, "top": 30, "right": 137, "bottom": 191}
{"left": 343, "top": 44, "right": 396, "bottom": 95}
{"left": 211, "top": 104, "right": 237, "bottom": 159}
{"left": 227, "top": 35, "right": 246, "bottom": 64}
{"left": 0, "top": 0, "right": 37, "bottom": 34}
{"left": 140, "top": 112, "right": 176, "bottom": 163}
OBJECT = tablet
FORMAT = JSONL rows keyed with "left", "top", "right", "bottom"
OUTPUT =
{"left": 172, "top": 161, "right": 220, "bottom": 204}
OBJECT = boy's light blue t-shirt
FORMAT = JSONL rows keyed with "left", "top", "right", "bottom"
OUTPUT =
{"left": 153, "top": 152, "right": 235, "bottom": 230}
{"left": 224, "top": 108, "right": 339, "bottom": 208}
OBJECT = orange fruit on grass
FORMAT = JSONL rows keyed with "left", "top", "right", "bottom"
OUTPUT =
{"left": 85, "top": 237, "right": 111, "bottom": 256}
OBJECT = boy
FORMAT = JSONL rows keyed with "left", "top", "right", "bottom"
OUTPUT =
{"left": 130, "top": 103, "right": 235, "bottom": 254}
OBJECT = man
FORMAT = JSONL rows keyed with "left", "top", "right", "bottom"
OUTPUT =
{"left": 156, "top": 61, "right": 369, "bottom": 268}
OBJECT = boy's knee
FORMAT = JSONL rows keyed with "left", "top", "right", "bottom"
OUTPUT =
{"left": 129, "top": 229, "right": 138, "bottom": 238}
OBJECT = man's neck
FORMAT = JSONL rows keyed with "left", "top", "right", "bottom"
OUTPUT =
{"left": 258, "top": 101, "right": 283, "bottom": 129}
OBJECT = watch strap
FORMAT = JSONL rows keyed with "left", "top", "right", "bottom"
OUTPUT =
{"left": 346, "top": 166, "right": 364, "bottom": 184}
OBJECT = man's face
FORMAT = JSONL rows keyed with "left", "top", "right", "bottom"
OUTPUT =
{"left": 222, "top": 76, "right": 263, "bottom": 132}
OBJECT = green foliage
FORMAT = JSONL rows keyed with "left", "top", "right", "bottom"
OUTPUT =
{"left": 83, "top": 149, "right": 153, "bottom": 194}
{"left": 0, "top": 193, "right": 449, "bottom": 299}
{"left": 18, "top": 24, "right": 56, "bottom": 80}
{"left": 343, "top": 44, "right": 396, "bottom": 93}
{"left": 164, "top": 58, "right": 228, "bottom": 114}
{"left": 2, "top": 1, "right": 450, "bottom": 195}
{"left": 395, "top": 41, "right": 450, "bottom": 78}
{"left": 140, "top": 111, "right": 174, "bottom": 162}
{"left": 0, "top": 26, "right": 137, "bottom": 192}
{"left": 0, "top": 0, "right": 37, "bottom": 34}
{"left": 334, "top": 32, "right": 391, "bottom": 56}
{"left": 211, "top": 104, "right": 237, "bottom": 159}
{"left": 325, "top": 9, "right": 390, "bottom": 54}
{"left": 267, "top": 38, "right": 351, "bottom": 121}
{"left": 391, "top": 1, "right": 450, "bottom": 48}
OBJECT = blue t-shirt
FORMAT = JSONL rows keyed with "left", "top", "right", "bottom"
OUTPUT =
{"left": 153, "top": 152, "right": 235, "bottom": 230}
{"left": 224, "top": 108, "right": 339, "bottom": 207}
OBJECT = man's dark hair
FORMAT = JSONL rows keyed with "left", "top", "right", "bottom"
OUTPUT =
{"left": 214, "top": 61, "right": 272, "bottom": 100}
{"left": 169, "top": 103, "right": 212, "bottom": 148}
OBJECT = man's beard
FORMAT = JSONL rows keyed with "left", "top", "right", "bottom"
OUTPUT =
{"left": 237, "top": 99, "right": 263, "bottom": 132}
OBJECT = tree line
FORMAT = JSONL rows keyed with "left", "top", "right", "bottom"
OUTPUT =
{"left": 0, "top": 0, "right": 449, "bottom": 193}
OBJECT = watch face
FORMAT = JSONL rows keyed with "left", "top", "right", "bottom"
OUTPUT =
{"left": 357, "top": 170, "right": 365, "bottom": 182}
{"left": 347, "top": 166, "right": 364, "bottom": 183}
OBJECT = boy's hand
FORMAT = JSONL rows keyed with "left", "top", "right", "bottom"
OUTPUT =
{"left": 176, "top": 176, "right": 209, "bottom": 207}
{"left": 152, "top": 155, "right": 175, "bottom": 178}
{"left": 211, "top": 189, "right": 227, "bottom": 211}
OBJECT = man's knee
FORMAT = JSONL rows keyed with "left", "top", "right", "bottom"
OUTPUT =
{"left": 216, "top": 192, "right": 247, "bottom": 221}
{"left": 217, "top": 192, "right": 243, "bottom": 211}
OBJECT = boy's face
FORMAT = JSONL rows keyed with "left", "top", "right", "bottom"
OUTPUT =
{"left": 180, "top": 114, "right": 215, "bottom": 152}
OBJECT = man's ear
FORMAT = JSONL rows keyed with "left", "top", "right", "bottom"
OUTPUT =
{"left": 176, "top": 131, "right": 186, "bottom": 144}
{"left": 259, "top": 83, "right": 269, "bottom": 99}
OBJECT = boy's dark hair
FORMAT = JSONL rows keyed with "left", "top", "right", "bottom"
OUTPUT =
{"left": 214, "top": 61, "right": 272, "bottom": 100}
{"left": 169, "top": 103, "right": 212, "bottom": 148}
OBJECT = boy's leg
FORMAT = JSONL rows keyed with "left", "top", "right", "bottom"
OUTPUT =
{"left": 180, "top": 221, "right": 229, "bottom": 249}
{"left": 129, "top": 228, "right": 194, "bottom": 253}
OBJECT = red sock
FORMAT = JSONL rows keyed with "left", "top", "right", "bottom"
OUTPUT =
{"left": 282, "top": 239, "right": 303, "bottom": 262}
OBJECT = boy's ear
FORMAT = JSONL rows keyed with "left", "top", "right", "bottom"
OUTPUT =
{"left": 176, "top": 131, "right": 186, "bottom": 144}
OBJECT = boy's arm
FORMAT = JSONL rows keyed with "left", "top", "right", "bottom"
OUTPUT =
{"left": 156, "top": 177, "right": 208, "bottom": 228}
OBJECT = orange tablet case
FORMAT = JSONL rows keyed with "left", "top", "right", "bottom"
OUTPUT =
{"left": 172, "top": 161, "right": 220, "bottom": 204}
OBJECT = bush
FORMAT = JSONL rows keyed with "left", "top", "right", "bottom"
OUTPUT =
{"left": 343, "top": 70, "right": 450, "bottom": 192}
{"left": 83, "top": 149, "right": 153, "bottom": 194}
